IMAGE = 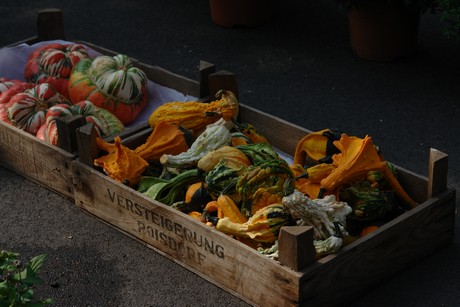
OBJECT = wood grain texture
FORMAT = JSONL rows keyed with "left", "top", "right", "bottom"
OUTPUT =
{"left": 0, "top": 121, "right": 75, "bottom": 199}
{"left": 72, "top": 161, "right": 303, "bottom": 307}
{"left": 278, "top": 226, "right": 316, "bottom": 271}
{"left": 428, "top": 148, "right": 448, "bottom": 198}
{"left": 297, "top": 189, "right": 455, "bottom": 306}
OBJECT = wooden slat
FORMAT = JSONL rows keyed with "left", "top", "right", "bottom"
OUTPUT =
{"left": 428, "top": 148, "right": 448, "bottom": 198}
{"left": 72, "top": 161, "right": 303, "bottom": 307}
{"left": 297, "top": 188, "right": 456, "bottom": 306}
{"left": 0, "top": 121, "right": 75, "bottom": 199}
{"left": 239, "top": 103, "right": 312, "bottom": 155}
{"left": 278, "top": 226, "right": 316, "bottom": 271}
{"left": 37, "top": 8, "right": 65, "bottom": 41}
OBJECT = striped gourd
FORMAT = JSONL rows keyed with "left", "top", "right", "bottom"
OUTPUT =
{"left": 7, "top": 83, "right": 70, "bottom": 135}
{"left": 24, "top": 43, "right": 89, "bottom": 99}
{"left": 44, "top": 100, "right": 124, "bottom": 145}
{"left": 69, "top": 54, "right": 148, "bottom": 124}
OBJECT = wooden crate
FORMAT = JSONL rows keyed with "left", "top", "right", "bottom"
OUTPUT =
{"left": 0, "top": 8, "right": 235, "bottom": 199}
{"left": 72, "top": 102, "right": 456, "bottom": 306}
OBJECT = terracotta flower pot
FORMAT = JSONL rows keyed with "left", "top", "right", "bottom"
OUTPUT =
{"left": 348, "top": 4, "right": 421, "bottom": 61}
{"left": 209, "top": 0, "right": 273, "bottom": 28}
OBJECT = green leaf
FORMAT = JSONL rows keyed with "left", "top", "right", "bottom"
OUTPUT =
{"left": 28, "top": 254, "right": 46, "bottom": 273}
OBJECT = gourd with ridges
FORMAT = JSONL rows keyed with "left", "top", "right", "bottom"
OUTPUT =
{"left": 215, "top": 203, "right": 291, "bottom": 243}
{"left": 237, "top": 159, "right": 295, "bottom": 218}
{"left": 69, "top": 54, "right": 148, "bottom": 124}
{"left": 44, "top": 100, "right": 124, "bottom": 145}
{"left": 7, "top": 83, "right": 70, "bottom": 135}
{"left": 24, "top": 43, "right": 90, "bottom": 99}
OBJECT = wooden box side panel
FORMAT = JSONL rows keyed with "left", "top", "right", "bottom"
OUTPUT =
{"left": 0, "top": 121, "right": 75, "bottom": 199}
{"left": 298, "top": 189, "right": 456, "bottom": 306}
{"left": 72, "top": 161, "right": 302, "bottom": 307}
{"left": 239, "top": 104, "right": 312, "bottom": 156}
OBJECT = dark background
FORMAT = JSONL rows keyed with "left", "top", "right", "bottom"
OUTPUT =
{"left": 1, "top": 1, "right": 459, "bottom": 306}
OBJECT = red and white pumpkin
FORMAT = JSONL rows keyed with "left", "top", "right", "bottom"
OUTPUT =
{"left": 44, "top": 100, "right": 124, "bottom": 145}
{"left": 0, "top": 80, "right": 35, "bottom": 124}
{"left": 24, "top": 43, "right": 90, "bottom": 99}
{"left": 7, "top": 83, "right": 70, "bottom": 135}
{"left": 0, "top": 78, "right": 22, "bottom": 94}
{"left": 68, "top": 54, "right": 148, "bottom": 124}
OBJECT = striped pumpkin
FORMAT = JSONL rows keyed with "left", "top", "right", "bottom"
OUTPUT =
{"left": 7, "top": 83, "right": 70, "bottom": 135}
{"left": 0, "top": 79, "right": 34, "bottom": 124}
{"left": 24, "top": 43, "right": 90, "bottom": 99}
{"left": 0, "top": 78, "right": 22, "bottom": 94}
{"left": 68, "top": 54, "right": 148, "bottom": 124}
{"left": 45, "top": 100, "right": 124, "bottom": 145}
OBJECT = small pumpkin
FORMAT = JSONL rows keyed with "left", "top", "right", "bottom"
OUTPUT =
{"left": 0, "top": 78, "right": 22, "bottom": 94}
{"left": 69, "top": 54, "right": 148, "bottom": 124}
{"left": 7, "top": 83, "right": 70, "bottom": 135}
{"left": 24, "top": 43, "right": 90, "bottom": 99}
{"left": 44, "top": 100, "right": 124, "bottom": 145}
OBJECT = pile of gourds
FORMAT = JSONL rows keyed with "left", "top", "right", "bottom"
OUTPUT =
{"left": 94, "top": 90, "right": 417, "bottom": 259}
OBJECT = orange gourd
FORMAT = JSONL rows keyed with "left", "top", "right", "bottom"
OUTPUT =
{"left": 94, "top": 136, "right": 149, "bottom": 187}
{"left": 148, "top": 90, "right": 238, "bottom": 134}
{"left": 134, "top": 120, "right": 190, "bottom": 162}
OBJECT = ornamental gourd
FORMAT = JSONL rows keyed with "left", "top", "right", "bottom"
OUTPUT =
{"left": 7, "top": 83, "right": 70, "bottom": 135}
{"left": 44, "top": 100, "right": 124, "bottom": 145}
{"left": 69, "top": 54, "right": 149, "bottom": 124}
{"left": 0, "top": 79, "right": 34, "bottom": 123}
{"left": 24, "top": 43, "right": 90, "bottom": 99}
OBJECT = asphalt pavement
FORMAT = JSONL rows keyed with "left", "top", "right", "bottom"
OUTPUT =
{"left": 1, "top": 0, "right": 460, "bottom": 306}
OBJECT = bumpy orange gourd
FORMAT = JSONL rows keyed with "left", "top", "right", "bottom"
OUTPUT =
{"left": 94, "top": 136, "right": 148, "bottom": 187}
{"left": 148, "top": 90, "right": 238, "bottom": 134}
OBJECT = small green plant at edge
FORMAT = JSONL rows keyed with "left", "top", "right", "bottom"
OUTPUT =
{"left": 0, "top": 250, "right": 53, "bottom": 306}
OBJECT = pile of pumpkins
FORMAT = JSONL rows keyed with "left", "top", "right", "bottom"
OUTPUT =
{"left": 0, "top": 43, "right": 150, "bottom": 145}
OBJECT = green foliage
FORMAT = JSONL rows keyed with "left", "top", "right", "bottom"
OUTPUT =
{"left": 0, "top": 250, "right": 53, "bottom": 306}
{"left": 438, "top": 0, "right": 460, "bottom": 39}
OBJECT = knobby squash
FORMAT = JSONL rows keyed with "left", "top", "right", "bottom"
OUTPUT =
{"left": 215, "top": 203, "right": 291, "bottom": 243}
{"left": 94, "top": 136, "right": 149, "bottom": 187}
{"left": 148, "top": 90, "right": 239, "bottom": 134}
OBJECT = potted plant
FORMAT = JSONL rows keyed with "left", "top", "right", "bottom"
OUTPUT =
{"left": 335, "top": 0, "right": 438, "bottom": 61}
{"left": 209, "top": 0, "right": 273, "bottom": 28}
